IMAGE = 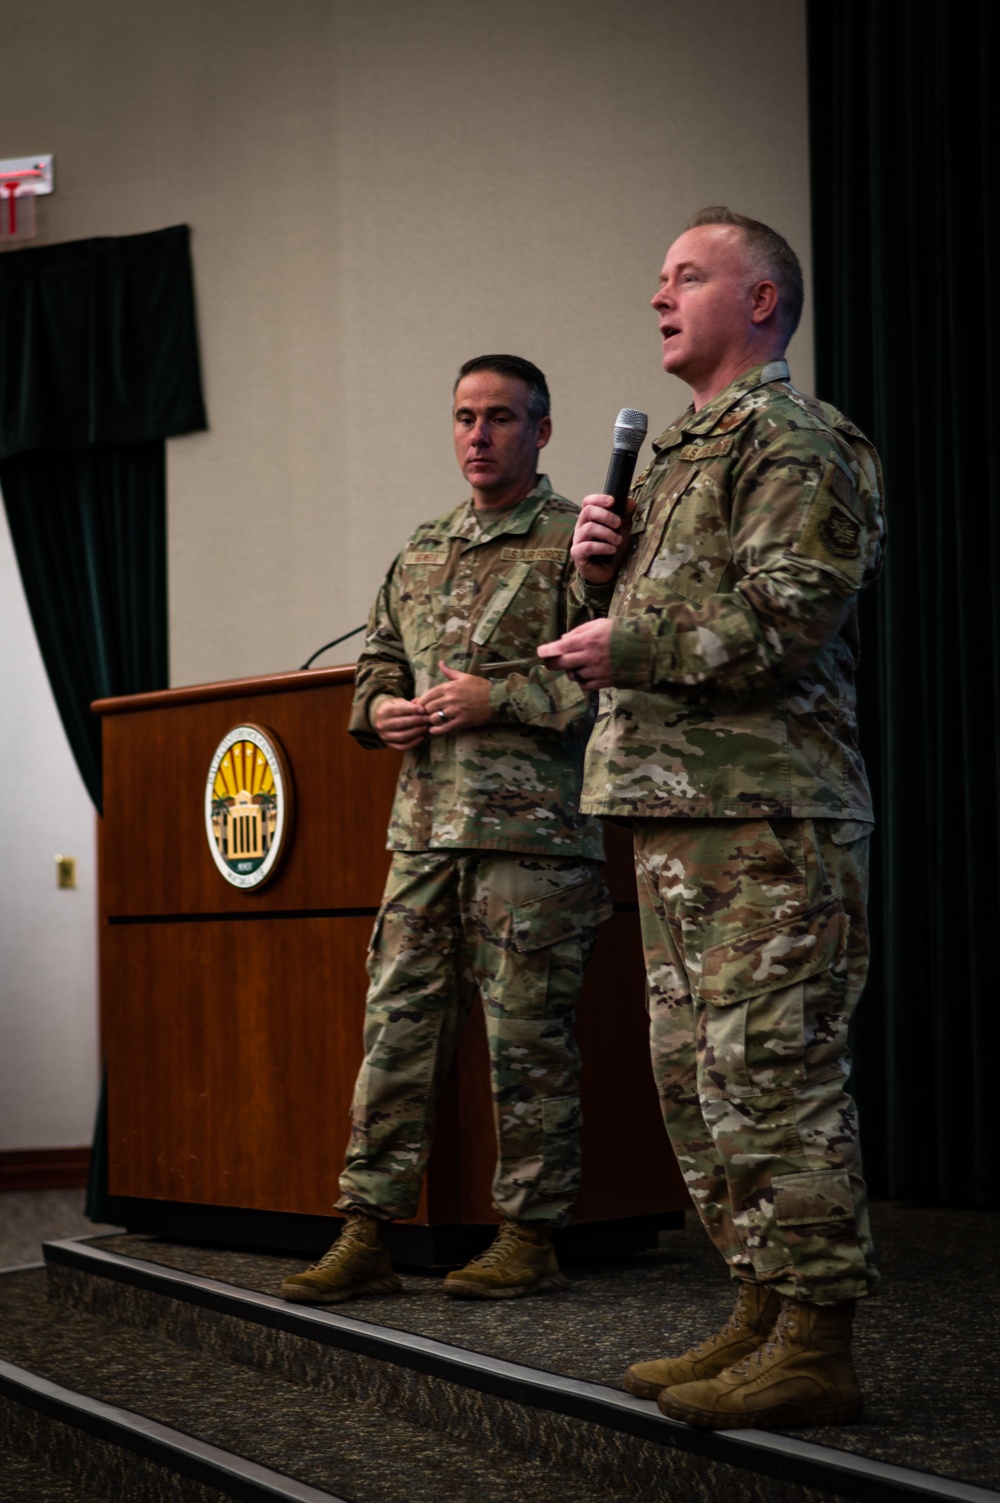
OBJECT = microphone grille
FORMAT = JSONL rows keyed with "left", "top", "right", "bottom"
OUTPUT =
{"left": 613, "top": 408, "right": 648, "bottom": 453}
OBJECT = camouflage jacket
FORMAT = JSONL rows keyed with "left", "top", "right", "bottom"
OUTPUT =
{"left": 350, "top": 476, "right": 605, "bottom": 857}
{"left": 577, "top": 361, "right": 886, "bottom": 820}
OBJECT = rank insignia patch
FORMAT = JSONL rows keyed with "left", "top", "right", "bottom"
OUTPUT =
{"left": 820, "top": 505, "right": 862, "bottom": 558}
{"left": 680, "top": 437, "right": 734, "bottom": 462}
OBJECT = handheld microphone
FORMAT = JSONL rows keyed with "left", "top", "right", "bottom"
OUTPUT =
{"left": 603, "top": 408, "right": 648, "bottom": 518}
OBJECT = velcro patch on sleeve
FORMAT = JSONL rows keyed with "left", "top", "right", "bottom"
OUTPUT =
{"left": 794, "top": 458, "right": 867, "bottom": 583}
{"left": 500, "top": 547, "right": 566, "bottom": 562}
{"left": 819, "top": 505, "right": 862, "bottom": 558}
{"left": 679, "top": 436, "right": 734, "bottom": 461}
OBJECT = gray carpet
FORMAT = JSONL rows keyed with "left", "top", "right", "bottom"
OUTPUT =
{"left": 0, "top": 1193, "right": 125, "bottom": 1501}
{"left": 1, "top": 1196, "right": 992, "bottom": 1503}
{"left": 0, "top": 1190, "right": 120, "bottom": 1269}
{"left": 0, "top": 1443, "right": 115, "bottom": 1503}
{"left": 88, "top": 1202, "right": 1000, "bottom": 1493}
{"left": 0, "top": 1265, "right": 675, "bottom": 1503}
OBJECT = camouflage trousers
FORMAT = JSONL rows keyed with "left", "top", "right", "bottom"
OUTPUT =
{"left": 633, "top": 817, "right": 879, "bottom": 1304}
{"left": 337, "top": 850, "right": 611, "bottom": 1227}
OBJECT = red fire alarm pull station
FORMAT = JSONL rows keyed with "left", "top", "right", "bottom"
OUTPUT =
{"left": 0, "top": 156, "right": 54, "bottom": 243}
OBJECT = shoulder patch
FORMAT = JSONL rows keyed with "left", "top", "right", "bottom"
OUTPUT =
{"left": 500, "top": 547, "right": 566, "bottom": 562}
{"left": 680, "top": 436, "right": 734, "bottom": 462}
{"left": 819, "top": 506, "right": 862, "bottom": 559}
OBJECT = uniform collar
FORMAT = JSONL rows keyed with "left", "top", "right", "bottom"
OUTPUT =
{"left": 651, "top": 360, "right": 790, "bottom": 452}
{"left": 448, "top": 474, "right": 554, "bottom": 542}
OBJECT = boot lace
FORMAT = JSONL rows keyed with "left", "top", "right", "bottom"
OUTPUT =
{"left": 696, "top": 1283, "right": 759, "bottom": 1354}
{"left": 465, "top": 1222, "right": 532, "bottom": 1268}
{"left": 728, "top": 1299, "right": 793, "bottom": 1377}
{"left": 308, "top": 1215, "right": 374, "bottom": 1270}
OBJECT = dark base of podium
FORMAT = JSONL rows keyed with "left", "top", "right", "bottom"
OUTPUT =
{"left": 109, "top": 1197, "right": 683, "bottom": 1268}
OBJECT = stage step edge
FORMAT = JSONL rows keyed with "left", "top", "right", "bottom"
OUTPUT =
{"left": 0, "top": 1353, "right": 349, "bottom": 1503}
{"left": 43, "top": 1238, "right": 999, "bottom": 1503}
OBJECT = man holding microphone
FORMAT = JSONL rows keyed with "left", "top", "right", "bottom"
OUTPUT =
{"left": 540, "top": 209, "right": 885, "bottom": 1430}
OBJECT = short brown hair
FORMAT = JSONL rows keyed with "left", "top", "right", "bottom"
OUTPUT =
{"left": 687, "top": 207, "right": 804, "bottom": 342}
{"left": 454, "top": 354, "right": 550, "bottom": 424}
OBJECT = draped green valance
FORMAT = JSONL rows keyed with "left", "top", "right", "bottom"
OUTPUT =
{"left": 0, "top": 223, "right": 206, "bottom": 460}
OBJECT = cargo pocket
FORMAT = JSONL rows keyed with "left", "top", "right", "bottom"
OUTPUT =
{"left": 772, "top": 1167, "right": 854, "bottom": 1228}
{"left": 694, "top": 898, "right": 848, "bottom": 1099}
{"left": 828, "top": 818, "right": 872, "bottom": 847}
{"left": 538, "top": 1092, "right": 583, "bottom": 1207}
{"left": 495, "top": 1090, "right": 583, "bottom": 1222}
{"left": 508, "top": 868, "right": 613, "bottom": 953}
{"left": 769, "top": 1167, "right": 859, "bottom": 1280}
{"left": 493, "top": 869, "right": 612, "bottom": 1023}
{"left": 740, "top": 1167, "right": 859, "bottom": 1283}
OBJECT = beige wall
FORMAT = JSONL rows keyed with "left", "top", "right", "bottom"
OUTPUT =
{"left": 0, "top": 509, "right": 98, "bottom": 1149}
{"left": 2, "top": 0, "right": 812, "bottom": 688}
{"left": 0, "top": 0, "right": 810, "bottom": 1150}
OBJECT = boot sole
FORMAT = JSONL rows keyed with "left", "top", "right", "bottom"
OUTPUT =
{"left": 442, "top": 1272, "right": 569, "bottom": 1300}
{"left": 279, "top": 1274, "right": 402, "bottom": 1305}
{"left": 622, "top": 1371, "right": 668, "bottom": 1400}
{"left": 657, "top": 1391, "right": 864, "bottom": 1430}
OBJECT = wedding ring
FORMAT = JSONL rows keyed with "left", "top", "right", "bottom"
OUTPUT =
{"left": 437, "top": 709, "right": 447, "bottom": 721}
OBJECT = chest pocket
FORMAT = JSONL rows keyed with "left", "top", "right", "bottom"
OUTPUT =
{"left": 471, "top": 561, "right": 533, "bottom": 647}
{"left": 640, "top": 467, "right": 734, "bottom": 604}
{"left": 622, "top": 465, "right": 693, "bottom": 579}
{"left": 399, "top": 550, "right": 451, "bottom": 648}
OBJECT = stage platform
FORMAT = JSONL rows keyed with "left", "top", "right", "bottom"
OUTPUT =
{"left": 0, "top": 1202, "right": 996, "bottom": 1502}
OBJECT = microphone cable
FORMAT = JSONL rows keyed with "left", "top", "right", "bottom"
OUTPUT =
{"left": 299, "top": 624, "right": 366, "bottom": 671}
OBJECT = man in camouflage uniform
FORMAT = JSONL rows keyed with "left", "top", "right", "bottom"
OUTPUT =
{"left": 281, "top": 354, "right": 610, "bottom": 1307}
{"left": 540, "top": 210, "right": 885, "bottom": 1428}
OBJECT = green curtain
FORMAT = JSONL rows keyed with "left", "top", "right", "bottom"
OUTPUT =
{"left": 808, "top": 1, "right": 999, "bottom": 1206}
{"left": 0, "top": 224, "right": 205, "bottom": 459}
{"left": 0, "top": 442, "right": 167, "bottom": 810}
{"left": 0, "top": 224, "right": 206, "bottom": 1222}
{"left": 0, "top": 224, "right": 204, "bottom": 807}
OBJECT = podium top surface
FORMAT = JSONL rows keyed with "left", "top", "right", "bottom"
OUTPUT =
{"left": 92, "top": 664, "right": 357, "bottom": 717}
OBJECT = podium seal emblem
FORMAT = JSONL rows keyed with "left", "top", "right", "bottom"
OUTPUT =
{"left": 205, "top": 724, "right": 292, "bottom": 889}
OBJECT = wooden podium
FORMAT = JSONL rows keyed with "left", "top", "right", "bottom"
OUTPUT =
{"left": 95, "top": 667, "right": 687, "bottom": 1260}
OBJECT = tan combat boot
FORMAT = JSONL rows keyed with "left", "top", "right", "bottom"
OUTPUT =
{"left": 279, "top": 1212, "right": 401, "bottom": 1305}
{"left": 657, "top": 1296, "right": 862, "bottom": 1429}
{"left": 623, "top": 1281, "right": 781, "bottom": 1399}
{"left": 442, "top": 1220, "right": 569, "bottom": 1299}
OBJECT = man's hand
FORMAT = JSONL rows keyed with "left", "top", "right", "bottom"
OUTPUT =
{"left": 572, "top": 492, "right": 636, "bottom": 584}
{"left": 537, "top": 618, "right": 615, "bottom": 691}
{"left": 419, "top": 663, "right": 492, "bottom": 735}
{"left": 373, "top": 695, "right": 431, "bottom": 750}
